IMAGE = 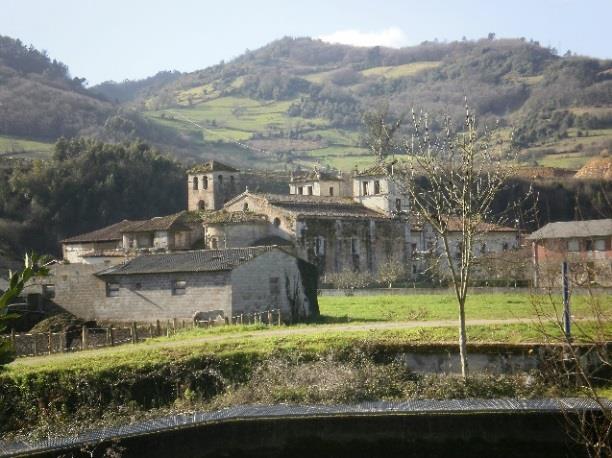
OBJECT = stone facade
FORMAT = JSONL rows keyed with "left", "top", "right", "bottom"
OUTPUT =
{"left": 29, "top": 248, "right": 318, "bottom": 323}
{"left": 187, "top": 161, "right": 241, "bottom": 211}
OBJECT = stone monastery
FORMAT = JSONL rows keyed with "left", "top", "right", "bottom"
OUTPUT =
{"left": 62, "top": 160, "right": 519, "bottom": 280}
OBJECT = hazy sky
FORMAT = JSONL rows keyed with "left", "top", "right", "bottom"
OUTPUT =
{"left": 1, "top": 0, "right": 610, "bottom": 85}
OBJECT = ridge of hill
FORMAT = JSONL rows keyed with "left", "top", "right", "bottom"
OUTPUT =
{"left": 2, "top": 35, "right": 612, "bottom": 171}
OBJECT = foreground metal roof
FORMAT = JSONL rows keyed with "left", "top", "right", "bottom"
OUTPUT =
{"left": 527, "top": 219, "right": 612, "bottom": 240}
{"left": 0, "top": 399, "right": 608, "bottom": 457}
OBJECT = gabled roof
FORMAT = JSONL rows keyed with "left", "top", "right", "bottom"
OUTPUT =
{"left": 187, "top": 160, "right": 239, "bottom": 174}
{"left": 229, "top": 192, "right": 389, "bottom": 219}
{"left": 356, "top": 164, "right": 392, "bottom": 177}
{"left": 291, "top": 170, "right": 343, "bottom": 183}
{"left": 444, "top": 217, "right": 516, "bottom": 233}
{"left": 97, "top": 246, "right": 283, "bottom": 276}
{"left": 121, "top": 212, "right": 190, "bottom": 233}
{"left": 61, "top": 219, "right": 141, "bottom": 243}
{"left": 527, "top": 219, "right": 612, "bottom": 240}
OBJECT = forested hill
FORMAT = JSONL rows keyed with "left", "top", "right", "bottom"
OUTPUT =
{"left": 2, "top": 34, "right": 612, "bottom": 170}
{"left": 0, "top": 35, "right": 112, "bottom": 140}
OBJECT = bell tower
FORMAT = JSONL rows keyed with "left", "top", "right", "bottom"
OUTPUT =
{"left": 187, "top": 161, "right": 240, "bottom": 211}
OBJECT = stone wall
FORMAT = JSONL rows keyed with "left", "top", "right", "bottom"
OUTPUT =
{"left": 205, "top": 222, "right": 269, "bottom": 248}
{"left": 230, "top": 250, "right": 316, "bottom": 321}
{"left": 188, "top": 171, "right": 241, "bottom": 211}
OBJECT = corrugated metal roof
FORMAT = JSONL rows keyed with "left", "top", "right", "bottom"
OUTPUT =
{"left": 527, "top": 219, "right": 612, "bottom": 240}
{"left": 97, "top": 246, "right": 278, "bottom": 276}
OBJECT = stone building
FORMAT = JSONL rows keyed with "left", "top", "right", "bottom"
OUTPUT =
{"left": 30, "top": 246, "right": 319, "bottom": 323}
{"left": 527, "top": 219, "right": 612, "bottom": 287}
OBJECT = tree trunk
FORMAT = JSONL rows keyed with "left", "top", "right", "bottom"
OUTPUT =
{"left": 458, "top": 299, "right": 469, "bottom": 378}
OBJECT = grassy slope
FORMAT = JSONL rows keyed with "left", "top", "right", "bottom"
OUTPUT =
{"left": 0, "top": 135, "right": 54, "bottom": 159}
{"left": 6, "top": 292, "right": 611, "bottom": 376}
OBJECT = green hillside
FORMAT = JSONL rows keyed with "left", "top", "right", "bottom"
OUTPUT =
{"left": 110, "top": 36, "right": 612, "bottom": 171}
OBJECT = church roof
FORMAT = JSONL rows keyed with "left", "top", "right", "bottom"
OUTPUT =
{"left": 233, "top": 192, "right": 389, "bottom": 219}
{"left": 356, "top": 164, "right": 392, "bottom": 177}
{"left": 201, "top": 211, "right": 268, "bottom": 225}
{"left": 187, "top": 160, "right": 239, "bottom": 174}
{"left": 121, "top": 212, "right": 191, "bottom": 233}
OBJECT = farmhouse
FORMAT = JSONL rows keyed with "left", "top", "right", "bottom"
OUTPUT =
{"left": 528, "top": 219, "right": 612, "bottom": 287}
{"left": 30, "top": 246, "right": 318, "bottom": 323}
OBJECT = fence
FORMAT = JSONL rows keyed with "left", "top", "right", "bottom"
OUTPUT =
{"left": 2, "top": 309, "right": 283, "bottom": 358}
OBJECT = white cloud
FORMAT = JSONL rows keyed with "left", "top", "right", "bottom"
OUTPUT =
{"left": 318, "top": 27, "right": 409, "bottom": 48}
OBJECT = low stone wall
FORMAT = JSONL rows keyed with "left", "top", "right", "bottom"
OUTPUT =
{"left": 319, "top": 286, "right": 611, "bottom": 296}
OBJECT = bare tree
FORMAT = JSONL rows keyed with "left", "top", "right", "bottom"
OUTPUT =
{"left": 378, "top": 259, "right": 406, "bottom": 288}
{"left": 365, "top": 102, "right": 526, "bottom": 378}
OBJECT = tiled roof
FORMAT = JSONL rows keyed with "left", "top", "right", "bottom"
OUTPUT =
{"left": 527, "top": 219, "right": 612, "bottom": 240}
{"left": 61, "top": 220, "right": 141, "bottom": 243}
{"left": 291, "top": 170, "right": 343, "bottom": 183}
{"left": 249, "top": 193, "right": 388, "bottom": 219}
{"left": 187, "top": 160, "right": 239, "bottom": 174}
{"left": 251, "top": 235, "right": 293, "bottom": 246}
{"left": 201, "top": 211, "right": 268, "bottom": 225}
{"left": 356, "top": 164, "right": 391, "bottom": 177}
{"left": 97, "top": 246, "right": 279, "bottom": 276}
{"left": 122, "top": 212, "right": 190, "bottom": 233}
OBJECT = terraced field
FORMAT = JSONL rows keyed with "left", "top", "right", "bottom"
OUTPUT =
{"left": 360, "top": 61, "right": 442, "bottom": 78}
{"left": 0, "top": 135, "right": 54, "bottom": 158}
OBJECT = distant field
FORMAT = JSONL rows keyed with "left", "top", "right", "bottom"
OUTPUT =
{"left": 361, "top": 61, "right": 442, "bottom": 79}
{"left": 0, "top": 135, "right": 53, "bottom": 158}
{"left": 317, "top": 293, "right": 612, "bottom": 323}
{"left": 539, "top": 152, "right": 591, "bottom": 169}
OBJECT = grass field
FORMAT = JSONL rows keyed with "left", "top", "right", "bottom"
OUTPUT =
{"left": 317, "top": 292, "right": 612, "bottom": 323}
{"left": 0, "top": 135, "right": 54, "bottom": 158}
{"left": 361, "top": 61, "right": 442, "bottom": 79}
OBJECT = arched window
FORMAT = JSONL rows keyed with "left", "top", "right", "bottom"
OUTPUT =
{"left": 192, "top": 176, "right": 199, "bottom": 190}
{"left": 198, "top": 201, "right": 206, "bottom": 210}
{"left": 243, "top": 202, "right": 249, "bottom": 211}
{"left": 202, "top": 176, "right": 208, "bottom": 190}
{"left": 273, "top": 217, "right": 281, "bottom": 227}
{"left": 230, "top": 176, "right": 235, "bottom": 186}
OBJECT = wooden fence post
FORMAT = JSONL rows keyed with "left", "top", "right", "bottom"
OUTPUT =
{"left": 60, "top": 328, "right": 66, "bottom": 353}
{"left": 173, "top": 318, "right": 177, "bottom": 334}
{"left": 48, "top": 330, "right": 52, "bottom": 355}
{"left": 156, "top": 320, "right": 161, "bottom": 336}
{"left": 32, "top": 335, "right": 37, "bottom": 356}
{"left": 109, "top": 325, "right": 115, "bottom": 346}
{"left": 131, "top": 322, "right": 138, "bottom": 344}
{"left": 149, "top": 323, "right": 154, "bottom": 338}
{"left": 166, "top": 320, "right": 171, "bottom": 337}
{"left": 10, "top": 329, "right": 15, "bottom": 349}
{"left": 277, "top": 309, "right": 281, "bottom": 326}
{"left": 239, "top": 313, "right": 243, "bottom": 325}
{"left": 81, "top": 325, "right": 88, "bottom": 350}
{"left": 267, "top": 310, "right": 272, "bottom": 324}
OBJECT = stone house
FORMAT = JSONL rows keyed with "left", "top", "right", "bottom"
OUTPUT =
{"left": 30, "top": 246, "right": 319, "bottom": 323}
{"left": 61, "top": 219, "right": 134, "bottom": 265}
{"left": 289, "top": 169, "right": 350, "bottom": 197}
{"left": 527, "top": 219, "right": 612, "bottom": 287}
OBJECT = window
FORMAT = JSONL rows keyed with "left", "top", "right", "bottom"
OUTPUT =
{"left": 243, "top": 202, "right": 249, "bottom": 211}
{"left": 172, "top": 280, "right": 186, "bottom": 296}
{"left": 411, "top": 243, "right": 417, "bottom": 257}
{"left": 502, "top": 242, "right": 509, "bottom": 251}
{"left": 218, "top": 175, "right": 223, "bottom": 184}
{"left": 42, "top": 284, "right": 55, "bottom": 299}
{"left": 374, "top": 180, "right": 380, "bottom": 194}
{"left": 351, "top": 239, "right": 359, "bottom": 255}
{"left": 307, "top": 186, "right": 313, "bottom": 195}
{"left": 202, "top": 176, "right": 208, "bottom": 190}
{"left": 585, "top": 239, "right": 593, "bottom": 251}
{"left": 273, "top": 217, "right": 281, "bottom": 227}
{"left": 131, "top": 282, "right": 142, "bottom": 291}
{"left": 106, "top": 282, "right": 120, "bottom": 297}
{"left": 329, "top": 187, "right": 334, "bottom": 196}
{"left": 568, "top": 239, "right": 579, "bottom": 252}
{"left": 315, "top": 237, "right": 325, "bottom": 256}
{"left": 298, "top": 186, "right": 303, "bottom": 195}
{"left": 198, "top": 201, "right": 206, "bottom": 210}
{"left": 480, "top": 243, "right": 487, "bottom": 254}
{"left": 412, "top": 264, "right": 417, "bottom": 274}
{"left": 230, "top": 175, "right": 235, "bottom": 186}
{"left": 594, "top": 239, "right": 606, "bottom": 251}
{"left": 269, "top": 277, "right": 280, "bottom": 295}
{"left": 192, "top": 176, "right": 199, "bottom": 190}
{"left": 362, "top": 181, "right": 369, "bottom": 196}
{"left": 395, "top": 199, "right": 401, "bottom": 212}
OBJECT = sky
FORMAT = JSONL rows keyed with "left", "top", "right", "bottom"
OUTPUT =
{"left": 1, "top": 0, "right": 610, "bottom": 85}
